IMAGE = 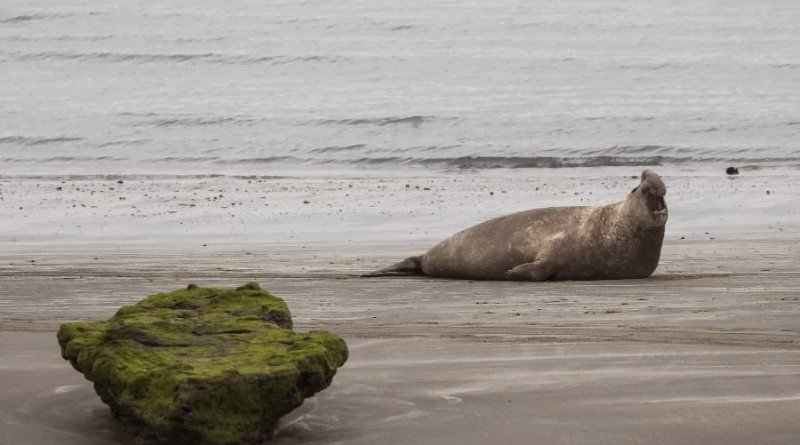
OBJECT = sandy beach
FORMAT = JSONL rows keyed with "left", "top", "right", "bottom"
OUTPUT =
{"left": 1, "top": 168, "right": 799, "bottom": 445}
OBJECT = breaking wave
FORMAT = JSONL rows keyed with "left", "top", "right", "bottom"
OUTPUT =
{"left": 0, "top": 14, "right": 70, "bottom": 24}
{"left": 8, "top": 50, "right": 344, "bottom": 65}
{"left": 139, "top": 117, "right": 258, "bottom": 128}
{"left": 313, "top": 115, "right": 448, "bottom": 127}
{"left": 0, "top": 136, "right": 83, "bottom": 146}
{"left": 4, "top": 154, "right": 799, "bottom": 169}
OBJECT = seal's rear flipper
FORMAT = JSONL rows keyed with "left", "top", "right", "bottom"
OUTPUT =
{"left": 361, "top": 256, "right": 423, "bottom": 277}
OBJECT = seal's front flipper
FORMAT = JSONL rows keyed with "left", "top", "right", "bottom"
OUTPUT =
{"left": 361, "top": 256, "right": 423, "bottom": 277}
{"left": 504, "top": 260, "right": 554, "bottom": 282}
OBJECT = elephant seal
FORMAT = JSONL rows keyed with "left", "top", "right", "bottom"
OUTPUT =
{"left": 365, "top": 170, "right": 668, "bottom": 281}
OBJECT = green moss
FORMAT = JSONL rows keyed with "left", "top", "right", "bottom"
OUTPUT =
{"left": 57, "top": 282, "right": 348, "bottom": 445}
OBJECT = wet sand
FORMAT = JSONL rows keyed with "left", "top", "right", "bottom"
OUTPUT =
{"left": 2, "top": 168, "right": 797, "bottom": 249}
{"left": 2, "top": 238, "right": 799, "bottom": 445}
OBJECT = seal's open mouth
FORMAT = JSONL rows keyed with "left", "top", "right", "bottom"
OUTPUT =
{"left": 646, "top": 194, "right": 667, "bottom": 217}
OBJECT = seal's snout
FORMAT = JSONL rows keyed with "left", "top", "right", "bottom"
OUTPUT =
{"left": 646, "top": 193, "right": 667, "bottom": 217}
{"left": 639, "top": 170, "right": 666, "bottom": 197}
{"left": 636, "top": 170, "right": 668, "bottom": 224}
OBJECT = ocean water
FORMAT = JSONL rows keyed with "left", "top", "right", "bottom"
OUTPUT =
{"left": 1, "top": 0, "right": 799, "bottom": 176}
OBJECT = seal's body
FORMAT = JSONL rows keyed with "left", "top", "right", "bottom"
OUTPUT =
{"left": 367, "top": 170, "right": 668, "bottom": 281}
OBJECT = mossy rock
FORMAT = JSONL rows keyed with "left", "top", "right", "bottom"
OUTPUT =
{"left": 57, "top": 282, "right": 348, "bottom": 445}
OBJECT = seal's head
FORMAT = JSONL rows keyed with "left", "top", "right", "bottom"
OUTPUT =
{"left": 628, "top": 169, "right": 668, "bottom": 228}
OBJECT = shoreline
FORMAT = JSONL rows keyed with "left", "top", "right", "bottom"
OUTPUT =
{"left": 2, "top": 168, "right": 798, "bottom": 248}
